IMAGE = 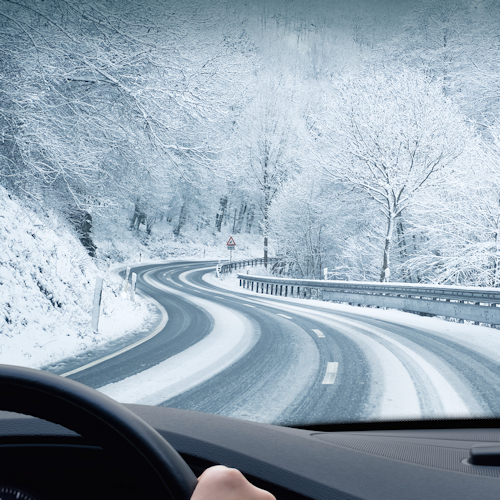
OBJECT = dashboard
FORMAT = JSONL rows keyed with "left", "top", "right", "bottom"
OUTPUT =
{"left": 1, "top": 406, "right": 500, "bottom": 500}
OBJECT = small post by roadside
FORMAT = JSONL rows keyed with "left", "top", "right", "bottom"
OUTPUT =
{"left": 131, "top": 272, "right": 137, "bottom": 301}
{"left": 123, "top": 266, "right": 131, "bottom": 293}
{"left": 91, "top": 276, "right": 104, "bottom": 332}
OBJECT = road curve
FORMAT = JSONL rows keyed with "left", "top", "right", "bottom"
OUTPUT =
{"left": 45, "top": 260, "right": 500, "bottom": 425}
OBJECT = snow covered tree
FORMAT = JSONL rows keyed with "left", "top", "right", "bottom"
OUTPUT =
{"left": 403, "top": 127, "right": 500, "bottom": 287}
{"left": 385, "top": 0, "right": 500, "bottom": 124}
{"left": 231, "top": 73, "right": 305, "bottom": 266}
{"left": 0, "top": 0, "right": 253, "bottom": 236}
{"left": 317, "top": 68, "right": 470, "bottom": 281}
{"left": 269, "top": 171, "right": 338, "bottom": 279}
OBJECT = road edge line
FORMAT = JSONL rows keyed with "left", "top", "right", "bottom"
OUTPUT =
{"left": 60, "top": 268, "right": 168, "bottom": 377}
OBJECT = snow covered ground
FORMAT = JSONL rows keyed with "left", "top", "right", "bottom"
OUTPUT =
{"left": 0, "top": 186, "right": 263, "bottom": 370}
{"left": 92, "top": 205, "right": 264, "bottom": 265}
{"left": 207, "top": 269, "right": 500, "bottom": 363}
{"left": 0, "top": 187, "right": 152, "bottom": 369}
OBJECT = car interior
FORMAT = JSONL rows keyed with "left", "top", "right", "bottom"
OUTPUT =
{"left": 1, "top": 365, "right": 500, "bottom": 500}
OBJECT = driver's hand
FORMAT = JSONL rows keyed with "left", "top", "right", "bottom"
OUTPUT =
{"left": 191, "top": 465, "right": 276, "bottom": 500}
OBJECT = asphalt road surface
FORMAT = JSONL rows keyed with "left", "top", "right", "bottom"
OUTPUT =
{"left": 47, "top": 260, "right": 500, "bottom": 425}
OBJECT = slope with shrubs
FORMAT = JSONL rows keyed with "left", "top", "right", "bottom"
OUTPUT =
{"left": 0, "top": 187, "right": 152, "bottom": 369}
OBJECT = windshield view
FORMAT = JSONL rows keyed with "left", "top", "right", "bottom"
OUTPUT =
{"left": 2, "top": 0, "right": 500, "bottom": 428}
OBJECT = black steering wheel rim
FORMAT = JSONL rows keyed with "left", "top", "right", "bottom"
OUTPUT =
{"left": 0, "top": 364, "right": 198, "bottom": 499}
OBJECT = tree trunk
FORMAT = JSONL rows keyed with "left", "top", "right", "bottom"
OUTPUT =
{"left": 494, "top": 228, "right": 499, "bottom": 287}
{"left": 396, "top": 216, "right": 410, "bottom": 282}
{"left": 174, "top": 203, "right": 187, "bottom": 237}
{"left": 215, "top": 196, "right": 228, "bottom": 232}
{"left": 231, "top": 208, "right": 237, "bottom": 233}
{"left": 264, "top": 235, "right": 268, "bottom": 268}
{"left": 246, "top": 205, "right": 254, "bottom": 233}
{"left": 234, "top": 203, "right": 247, "bottom": 234}
{"left": 380, "top": 214, "right": 395, "bottom": 282}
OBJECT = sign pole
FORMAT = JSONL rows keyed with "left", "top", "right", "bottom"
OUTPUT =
{"left": 226, "top": 236, "right": 236, "bottom": 264}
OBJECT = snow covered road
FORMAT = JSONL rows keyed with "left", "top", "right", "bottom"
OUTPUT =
{"left": 59, "top": 260, "right": 500, "bottom": 425}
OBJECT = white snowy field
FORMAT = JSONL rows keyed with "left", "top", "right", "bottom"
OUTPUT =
{"left": 0, "top": 186, "right": 152, "bottom": 369}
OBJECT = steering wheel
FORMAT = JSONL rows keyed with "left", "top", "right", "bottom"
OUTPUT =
{"left": 0, "top": 364, "right": 198, "bottom": 499}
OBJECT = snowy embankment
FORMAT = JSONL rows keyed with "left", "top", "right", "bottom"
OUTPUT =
{"left": 0, "top": 187, "right": 151, "bottom": 369}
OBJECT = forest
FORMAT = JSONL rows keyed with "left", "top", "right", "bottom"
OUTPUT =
{"left": 2, "top": 0, "right": 500, "bottom": 286}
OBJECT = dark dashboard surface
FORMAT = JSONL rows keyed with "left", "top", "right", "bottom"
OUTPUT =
{"left": 1, "top": 406, "right": 500, "bottom": 499}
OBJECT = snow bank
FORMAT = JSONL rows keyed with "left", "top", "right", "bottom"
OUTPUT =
{"left": 0, "top": 187, "right": 152, "bottom": 369}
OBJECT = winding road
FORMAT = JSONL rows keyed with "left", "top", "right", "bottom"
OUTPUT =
{"left": 49, "top": 261, "right": 500, "bottom": 425}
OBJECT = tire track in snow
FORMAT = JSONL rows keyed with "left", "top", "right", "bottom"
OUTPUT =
{"left": 97, "top": 268, "right": 258, "bottom": 405}
{"left": 199, "top": 277, "right": 489, "bottom": 420}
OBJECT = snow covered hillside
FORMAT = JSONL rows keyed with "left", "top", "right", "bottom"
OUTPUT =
{"left": 92, "top": 206, "right": 264, "bottom": 266}
{"left": 0, "top": 186, "right": 151, "bottom": 369}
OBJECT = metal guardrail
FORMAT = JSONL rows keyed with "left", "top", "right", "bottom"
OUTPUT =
{"left": 236, "top": 274, "right": 500, "bottom": 325}
{"left": 220, "top": 257, "right": 279, "bottom": 274}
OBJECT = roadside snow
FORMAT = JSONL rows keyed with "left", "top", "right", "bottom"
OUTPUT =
{"left": 206, "top": 269, "right": 500, "bottom": 419}
{"left": 206, "top": 270, "right": 500, "bottom": 365}
{"left": 0, "top": 186, "right": 152, "bottom": 369}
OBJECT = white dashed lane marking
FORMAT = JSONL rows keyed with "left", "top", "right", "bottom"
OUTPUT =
{"left": 312, "top": 329, "right": 325, "bottom": 338}
{"left": 322, "top": 362, "right": 339, "bottom": 385}
{"left": 277, "top": 313, "right": 292, "bottom": 319}
{"left": 243, "top": 304, "right": 255, "bottom": 307}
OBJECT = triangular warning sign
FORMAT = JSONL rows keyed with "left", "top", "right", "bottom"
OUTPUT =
{"left": 227, "top": 236, "right": 236, "bottom": 245}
